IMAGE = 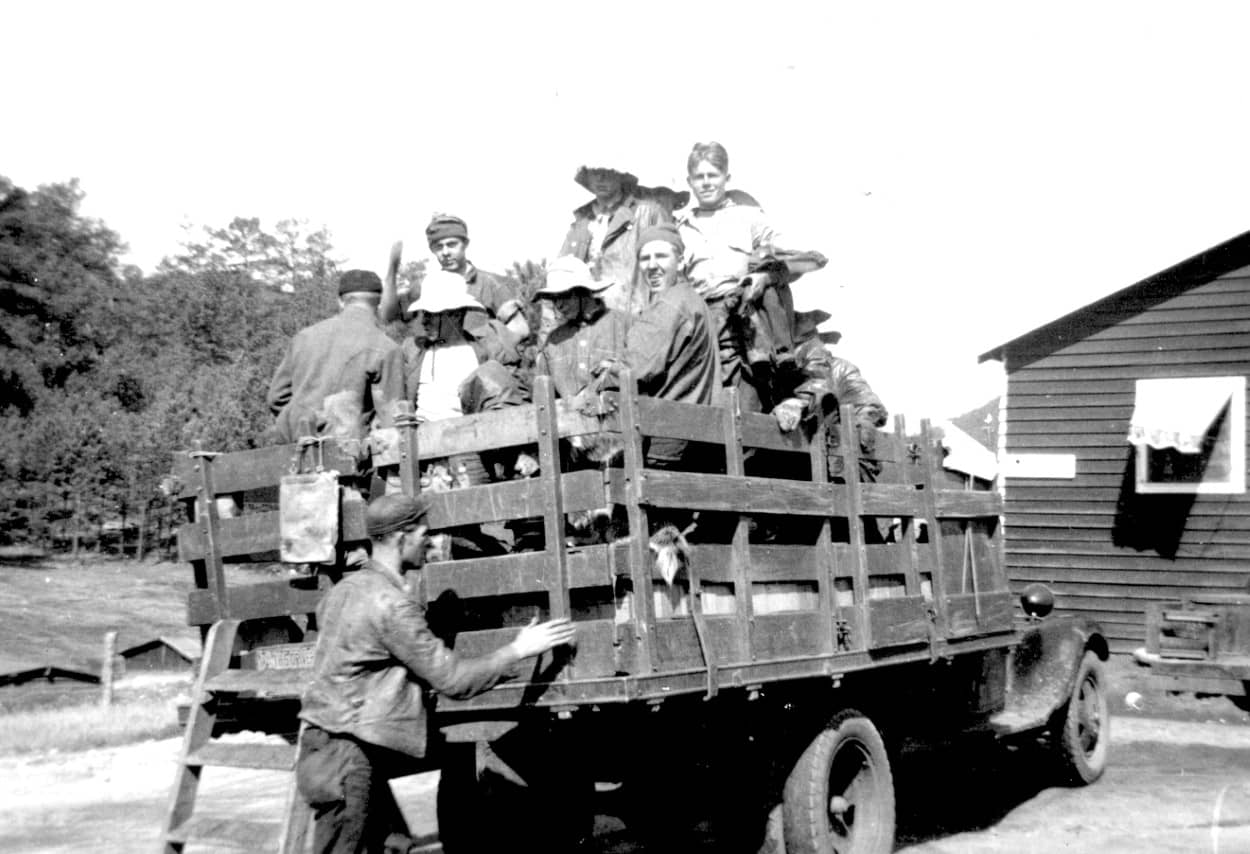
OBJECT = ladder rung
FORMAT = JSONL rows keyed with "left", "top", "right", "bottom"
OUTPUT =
{"left": 205, "top": 667, "right": 312, "bottom": 698}
{"left": 165, "top": 816, "right": 282, "bottom": 849}
{"left": 187, "top": 741, "right": 297, "bottom": 770}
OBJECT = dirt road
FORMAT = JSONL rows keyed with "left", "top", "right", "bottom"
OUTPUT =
{"left": 2, "top": 715, "right": 1248, "bottom": 853}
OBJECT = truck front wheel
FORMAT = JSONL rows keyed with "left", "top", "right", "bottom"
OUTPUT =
{"left": 1051, "top": 650, "right": 1109, "bottom": 785}
{"left": 782, "top": 710, "right": 895, "bottom": 854}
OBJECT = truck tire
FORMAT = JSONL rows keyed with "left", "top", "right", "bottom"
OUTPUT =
{"left": 782, "top": 710, "right": 895, "bottom": 854}
{"left": 1051, "top": 650, "right": 1109, "bottom": 785}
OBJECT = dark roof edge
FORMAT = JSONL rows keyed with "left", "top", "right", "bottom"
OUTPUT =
{"left": 978, "top": 227, "right": 1250, "bottom": 363}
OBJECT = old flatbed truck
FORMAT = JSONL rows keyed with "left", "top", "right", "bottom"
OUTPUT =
{"left": 160, "top": 375, "right": 1109, "bottom": 854}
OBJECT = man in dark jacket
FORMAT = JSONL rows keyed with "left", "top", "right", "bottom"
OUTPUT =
{"left": 297, "top": 493, "right": 575, "bottom": 854}
{"left": 612, "top": 223, "right": 720, "bottom": 469}
{"left": 266, "top": 270, "right": 406, "bottom": 455}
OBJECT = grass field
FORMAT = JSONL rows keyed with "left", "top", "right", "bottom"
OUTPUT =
{"left": 0, "top": 674, "right": 189, "bottom": 756}
{"left": 0, "top": 555, "right": 193, "bottom": 674}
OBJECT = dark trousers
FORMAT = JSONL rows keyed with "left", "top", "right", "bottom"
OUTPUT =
{"left": 297, "top": 726, "right": 411, "bottom": 854}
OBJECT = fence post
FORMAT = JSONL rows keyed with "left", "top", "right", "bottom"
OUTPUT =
{"left": 100, "top": 630, "right": 118, "bottom": 708}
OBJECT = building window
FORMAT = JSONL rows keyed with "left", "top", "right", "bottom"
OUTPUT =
{"left": 1127, "top": 376, "right": 1246, "bottom": 495}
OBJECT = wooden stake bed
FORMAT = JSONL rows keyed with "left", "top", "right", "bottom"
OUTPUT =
{"left": 171, "top": 374, "right": 1013, "bottom": 712}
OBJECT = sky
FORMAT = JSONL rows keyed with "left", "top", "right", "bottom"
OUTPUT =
{"left": 6, "top": 1, "right": 1250, "bottom": 425}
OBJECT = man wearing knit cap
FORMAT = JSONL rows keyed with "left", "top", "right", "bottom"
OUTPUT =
{"left": 297, "top": 493, "right": 575, "bottom": 854}
{"left": 424, "top": 213, "right": 528, "bottom": 337}
{"left": 266, "top": 269, "right": 406, "bottom": 451}
{"left": 609, "top": 223, "right": 719, "bottom": 467}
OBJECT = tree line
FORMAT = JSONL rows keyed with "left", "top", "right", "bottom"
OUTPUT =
{"left": 0, "top": 175, "right": 533, "bottom": 557}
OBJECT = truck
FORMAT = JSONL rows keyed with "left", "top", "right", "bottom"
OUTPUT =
{"left": 160, "top": 374, "right": 1109, "bottom": 854}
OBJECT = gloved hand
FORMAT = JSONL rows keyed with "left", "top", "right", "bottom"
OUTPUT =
{"left": 514, "top": 452, "right": 540, "bottom": 478}
{"left": 772, "top": 397, "right": 805, "bottom": 432}
{"left": 739, "top": 271, "right": 775, "bottom": 309}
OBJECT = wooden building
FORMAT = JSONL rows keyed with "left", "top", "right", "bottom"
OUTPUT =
{"left": 981, "top": 230, "right": 1250, "bottom": 653}
{"left": 119, "top": 635, "right": 200, "bottom": 673}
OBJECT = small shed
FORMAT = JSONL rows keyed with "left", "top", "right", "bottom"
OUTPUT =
{"left": 981, "top": 229, "right": 1250, "bottom": 653}
{"left": 120, "top": 635, "right": 201, "bottom": 673}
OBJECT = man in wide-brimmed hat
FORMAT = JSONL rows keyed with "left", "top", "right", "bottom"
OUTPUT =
{"left": 402, "top": 269, "right": 526, "bottom": 425}
{"left": 532, "top": 255, "right": 625, "bottom": 400}
{"left": 401, "top": 269, "right": 532, "bottom": 553}
{"left": 558, "top": 157, "right": 672, "bottom": 315}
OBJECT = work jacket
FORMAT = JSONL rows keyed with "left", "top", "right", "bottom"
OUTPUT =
{"left": 625, "top": 278, "right": 720, "bottom": 407}
{"left": 266, "top": 303, "right": 406, "bottom": 448}
{"left": 536, "top": 307, "right": 627, "bottom": 400}
{"left": 300, "top": 560, "right": 519, "bottom": 759}
{"left": 559, "top": 193, "right": 671, "bottom": 315}
{"left": 463, "top": 263, "right": 520, "bottom": 321}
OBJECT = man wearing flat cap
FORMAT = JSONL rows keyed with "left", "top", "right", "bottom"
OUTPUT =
{"left": 267, "top": 269, "right": 406, "bottom": 450}
{"left": 297, "top": 493, "right": 575, "bottom": 854}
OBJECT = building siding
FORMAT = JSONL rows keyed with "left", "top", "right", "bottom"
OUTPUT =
{"left": 1002, "top": 265, "right": 1250, "bottom": 653}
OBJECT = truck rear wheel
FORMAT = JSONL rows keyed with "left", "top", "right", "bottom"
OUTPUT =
{"left": 782, "top": 710, "right": 895, "bottom": 854}
{"left": 1051, "top": 650, "right": 1109, "bottom": 785}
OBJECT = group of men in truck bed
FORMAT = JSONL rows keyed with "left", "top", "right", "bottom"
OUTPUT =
{"left": 266, "top": 141, "right": 888, "bottom": 487}
{"left": 273, "top": 142, "right": 893, "bottom": 853}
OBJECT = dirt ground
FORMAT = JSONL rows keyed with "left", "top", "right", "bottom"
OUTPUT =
{"left": 2, "top": 713, "right": 1248, "bottom": 854}
{"left": 4, "top": 558, "right": 1249, "bottom": 852}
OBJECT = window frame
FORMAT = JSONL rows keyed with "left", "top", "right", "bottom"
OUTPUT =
{"left": 1133, "top": 375, "right": 1246, "bottom": 495}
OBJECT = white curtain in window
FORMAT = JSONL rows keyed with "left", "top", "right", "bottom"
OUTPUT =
{"left": 1127, "top": 377, "right": 1232, "bottom": 454}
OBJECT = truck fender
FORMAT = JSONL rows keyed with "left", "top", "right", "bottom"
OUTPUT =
{"left": 994, "top": 615, "right": 1108, "bottom": 736}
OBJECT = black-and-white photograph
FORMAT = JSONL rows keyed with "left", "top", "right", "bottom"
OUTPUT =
{"left": 3, "top": 3, "right": 1249, "bottom": 852}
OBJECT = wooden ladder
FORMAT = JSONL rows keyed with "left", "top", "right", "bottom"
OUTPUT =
{"left": 158, "top": 618, "right": 313, "bottom": 853}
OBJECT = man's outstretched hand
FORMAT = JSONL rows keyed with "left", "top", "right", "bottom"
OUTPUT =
{"left": 511, "top": 617, "right": 577, "bottom": 659}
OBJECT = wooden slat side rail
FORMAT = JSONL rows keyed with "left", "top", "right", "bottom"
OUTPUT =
{"left": 172, "top": 442, "right": 359, "bottom": 500}
{"left": 178, "top": 470, "right": 610, "bottom": 562}
{"left": 739, "top": 409, "right": 811, "bottom": 453}
{"left": 424, "top": 547, "right": 618, "bottom": 600}
{"left": 636, "top": 397, "right": 728, "bottom": 444}
{"left": 634, "top": 397, "right": 810, "bottom": 455}
{"left": 441, "top": 620, "right": 618, "bottom": 683}
{"left": 638, "top": 471, "right": 842, "bottom": 516}
{"left": 860, "top": 482, "right": 926, "bottom": 517}
{"left": 179, "top": 499, "right": 369, "bottom": 563}
{"left": 933, "top": 491, "right": 1004, "bottom": 517}
{"left": 172, "top": 407, "right": 610, "bottom": 500}
{"left": 187, "top": 578, "right": 327, "bottom": 627}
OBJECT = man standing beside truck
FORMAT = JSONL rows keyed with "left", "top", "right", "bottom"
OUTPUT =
{"left": 296, "top": 493, "right": 576, "bottom": 854}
